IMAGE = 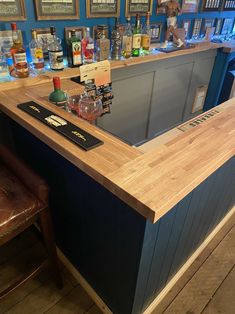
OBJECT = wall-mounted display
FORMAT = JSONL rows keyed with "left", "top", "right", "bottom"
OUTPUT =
{"left": 221, "top": 18, "right": 234, "bottom": 35}
{"left": 126, "top": 0, "right": 153, "bottom": 16}
{"left": 150, "top": 23, "right": 162, "bottom": 43}
{"left": 214, "top": 18, "right": 223, "bottom": 35}
{"left": 0, "top": 0, "right": 26, "bottom": 21}
{"left": 222, "top": 0, "right": 235, "bottom": 10}
{"left": 181, "top": 0, "right": 200, "bottom": 13}
{"left": 202, "top": 18, "right": 215, "bottom": 34}
{"left": 34, "top": 0, "right": 79, "bottom": 20}
{"left": 182, "top": 19, "right": 191, "bottom": 39}
{"left": 201, "top": 0, "right": 223, "bottom": 11}
{"left": 86, "top": 0, "right": 120, "bottom": 18}
{"left": 192, "top": 18, "right": 202, "bottom": 38}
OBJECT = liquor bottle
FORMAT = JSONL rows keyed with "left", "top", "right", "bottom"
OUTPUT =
{"left": 29, "top": 30, "right": 44, "bottom": 70}
{"left": 132, "top": 14, "right": 141, "bottom": 57}
{"left": 81, "top": 27, "right": 94, "bottom": 64}
{"left": 49, "top": 77, "right": 67, "bottom": 108}
{"left": 111, "top": 18, "right": 122, "bottom": 60}
{"left": 10, "top": 22, "right": 29, "bottom": 78}
{"left": 48, "top": 26, "right": 64, "bottom": 71}
{"left": 96, "top": 26, "right": 110, "bottom": 61}
{"left": 122, "top": 16, "right": 132, "bottom": 59}
{"left": 67, "top": 30, "right": 82, "bottom": 68}
{"left": 141, "top": 12, "right": 151, "bottom": 54}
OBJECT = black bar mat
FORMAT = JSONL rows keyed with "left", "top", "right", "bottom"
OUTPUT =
{"left": 17, "top": 101, "right": 103, "bottom": 151}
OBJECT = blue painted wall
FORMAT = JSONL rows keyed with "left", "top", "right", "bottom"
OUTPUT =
{"left": 0, "top": 0, "right": 234, "bottom": 50}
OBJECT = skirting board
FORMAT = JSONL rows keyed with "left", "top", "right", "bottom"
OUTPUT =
{"left": 56, "top": 206, "right": 235, "bottom": 314}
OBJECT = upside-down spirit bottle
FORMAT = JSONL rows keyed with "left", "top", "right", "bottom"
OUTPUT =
{"left": 29, "top": 30, "right": 44, "bottom": 70}
{"left": 132, "top": 14, "right": 141, "bottom": 57}
{"left": 122, "top": 16, "right": 132, "bottom": 59}
{"left": 67, "top": 30, "right": 82, "bottom": 67}
{"left": 49, "top": 77, "right": 67, "bottom": 108}
{"left": 48, "top": 26, "right": 64, "bottom": 71}
{"left": 141, "top": 11, "right": 151, "bottom": 54}
{"left": 10, "top": 22, "right": 29, "bottom": 78}
{"left": 81, "top": 27, "right": 94, "bottom": 64}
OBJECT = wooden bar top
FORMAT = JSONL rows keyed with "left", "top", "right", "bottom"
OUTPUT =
{"left": 0, "top": 77, "right": 234, "bottom": 223}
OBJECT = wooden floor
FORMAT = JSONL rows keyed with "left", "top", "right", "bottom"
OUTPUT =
{"left": 0, "top": 213, "right": 234, "bottom": 314}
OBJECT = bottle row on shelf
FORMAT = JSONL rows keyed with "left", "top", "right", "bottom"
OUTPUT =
{"left": 0, "top": 12, "right": 152, "bottom": 79}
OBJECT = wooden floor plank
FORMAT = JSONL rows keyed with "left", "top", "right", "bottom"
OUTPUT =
{"left": 202, "top": 266, "right": 235, "bottom": 314}
{"left": 45, "top": 285, "right": 94, "bottom": 314}
{"left": 163, "top": 226, "right": 235, "bottom": 314}
{"left": 86, "top": 304, "right": 103, "bottom": 314}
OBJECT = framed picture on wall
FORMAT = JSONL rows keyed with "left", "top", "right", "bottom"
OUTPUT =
{"left": 0, "top": 0, "right": 26, "bottom": 21}
{"left": 86, "top": 0, "right": 120, "bottom": 17}
{"left": 181, "top": 0, "right": 200, "bottom": 13}
{"left": 126, "top": 0, "right": 153, "bottom": 16}
{"left": 201, "top": 0, "right": 223, "bottom": 11}
{"left": 192, "top": 18, "right": 202, "bottom": 38}
{"left": 221, "top": 18, "right": 234, "bottom": 35}
{"left": 64, "top": 27, "right": 86, "bottom": 41}
{"left": 202, "top": 18, "right": 215, "bottom": 35}
{"left": 182, "top": 19, "right": 191, "bottom": 39}
{"left": 222, "top": 0, "right": 235, "bottom": 11}
{"left": 150, "top": 23, "right": 162, "bottom": 43}
{"left": 214, "top": 18, "right": 223, "bottom": 35}
{"left": 34, "top": 0, "right": 79, "bottom": 20}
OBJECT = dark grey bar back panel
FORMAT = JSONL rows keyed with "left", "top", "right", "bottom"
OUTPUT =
{"left": 133, "top": 157, "right": 235, "bottom": 314}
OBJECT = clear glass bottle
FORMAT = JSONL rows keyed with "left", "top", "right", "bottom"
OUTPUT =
{"left": 96, "top": 26, "right": 110, "bottom": 61}
{"left": 132, "top": 14, "right": 141, "bottom": 57}
{"left": 29, "top": 30, "right": 44, "bottom": 70}
{"left": 48, "top": 26, "right": 64, "bottom": 71}
{"left": 67, "top": 30, "right": 82, "bottom": 68}
{"left": 111, "top": 18, "right": 122, "bottom": 61}
{"left": 141, "top": 11, "right": 151, "bottom": 54}
{"left": 10, "top": 22, "right": 29, "bottom": 78}
{"left": 81, "top": 27, "right": 94, "bottom": 64}
{"left": 122, "top": 16, "right": 133, "bottom": 59}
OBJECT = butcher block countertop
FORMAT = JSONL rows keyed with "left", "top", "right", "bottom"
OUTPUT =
{"left": 0, "top": 75, "right": 234, "bottom": 224}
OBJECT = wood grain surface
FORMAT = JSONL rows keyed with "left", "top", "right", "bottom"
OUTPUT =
{"left": 0, "top": 66, "right": 234, "bottom": 224}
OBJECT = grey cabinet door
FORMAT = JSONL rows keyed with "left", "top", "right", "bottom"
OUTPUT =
{"left": 148, "top": 62, "right": 193, "bottom": 139}
{"left": 97, "top": 72, "right": 154, "bottom": 145}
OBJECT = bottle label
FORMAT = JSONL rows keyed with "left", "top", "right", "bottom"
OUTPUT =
{"left": 122, "top": 36, "right": 132, "bottom": 52}
{"left": 141, "top": 35, "right": 151, "bottom": 49}
{"left": 14, "top": 52, "right": 27, "bottom": 64}
{"left": 72, "top": 42, "right": 82, "bottom": 65}
{"left": 49, "top": 50, "right": 64, "bottom": 70}
{"left": 132, "top": 34, "right": 141, "bottom": 49}
{"left": 87, "top": 43, "right": 94, "bottom": 50}
{"left": 30, "top": 48, "right": 44, "bottom": 64}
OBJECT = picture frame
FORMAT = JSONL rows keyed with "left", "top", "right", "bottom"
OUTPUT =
{"left": 182, "top": 19, "right": 192, "bottom": 39}
{"left": 31, "top": 28, "right": 53, "bottom": 59}
{"left": 150, "top": 23, "right": 162, "bottom": 43}
{"left": 86, "top": 0, "right": 120, "bottom": 17}
{"left": 201, "top": 0, "right": 223, "bottom": 11}
{"left": 0, "top": 30, "right": 22, "bottom": 51}
{"left": 0, "top": 0, "right": 26, "bottom": 21}
{"left": 221, "top": 18, "right": 234, "bottom": 35}
{"left": 222, "top": 0, "right": 235, "bottom": 11}
{"left": 214, "top": 18, "right": 223, "bottom": 35}
{"left": 64, "top": 27, "right": 86, "bottom": 41}
{"left": 34, "top": 0, "right": 79, "bottom": 20}
{"left": 181, "top": 0, "right": 200, "bottom": 13}
{"left": 202, "top": 18, "right": 215, "bottom": 35}
{"left": 192, "top": 18, "right": 202, "bottom": 38}
{"left": 126, "top": 0, "right": 153, "bottom": 16}
{"left": 191, "top": 85, "right": 208, "bottom": 113}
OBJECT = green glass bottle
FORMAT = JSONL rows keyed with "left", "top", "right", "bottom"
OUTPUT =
{"left": 49, "top": 77, "right": 67, "bottom": 108}
{"left": 132, "top": 14, "right": 141, "bottom": 57}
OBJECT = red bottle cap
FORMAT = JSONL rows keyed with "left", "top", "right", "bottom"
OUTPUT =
{"left": 11, "top": 23, "right": 17, "bottom": 31}
{"left": 53, "top": 77, "right": 61, "bottom": 89}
